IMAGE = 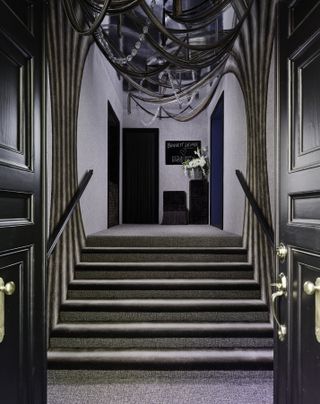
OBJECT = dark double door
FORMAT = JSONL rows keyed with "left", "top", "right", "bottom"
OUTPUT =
{"left": 123, "top": 128, "right": 159, "bottom": 224}
{"left": 276, "top": 1, "right": 320, "bottom": 403}
{"left": 0, "top": 1, "right": 46, "bottom": 403}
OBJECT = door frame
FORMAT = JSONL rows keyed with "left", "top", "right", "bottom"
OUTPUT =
{"left": 210, "top": 93, "right": 224, "bottom": 229}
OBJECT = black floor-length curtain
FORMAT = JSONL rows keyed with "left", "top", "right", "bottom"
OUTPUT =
{"left": 47, "top": 0, "right": 92, "bottom": 332}
{"left": 123, "top": 129, "right": 159, "bottom": 224}
{"left": 227, "top": 0, "right": 276, "bottom": 307}
{"left": 210, "top": 94, "right": 224, "bottom": 229}
{"left": 108, "top": 102, "right": 120, "bottom": 228}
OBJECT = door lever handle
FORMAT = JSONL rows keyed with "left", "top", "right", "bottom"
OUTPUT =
{"left": 271, "top": 273, "right": 287, "bottom": 341}
{"left": 0, "top": 277, "right": 16, "bottom": 343}
{"left": 304, "top": 278, "right": 320, "bottom": 343}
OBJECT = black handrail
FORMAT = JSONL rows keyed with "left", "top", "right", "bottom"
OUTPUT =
{"left": 47, "top": 169, "right": 93, "bottom": 259}
{"left": 236, "top": 169, "right": 274, "bottom": 248}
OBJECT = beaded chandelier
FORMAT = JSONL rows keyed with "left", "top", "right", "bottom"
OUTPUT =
{"left": 62, "top": 0, "right": 252, "bottom": 122}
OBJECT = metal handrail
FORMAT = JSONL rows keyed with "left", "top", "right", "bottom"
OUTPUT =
{"left": 47, "top": 169, "right": 93, "bottom": 259}
{"left": 236, "top": 169, "right": 274, "bottom": 248}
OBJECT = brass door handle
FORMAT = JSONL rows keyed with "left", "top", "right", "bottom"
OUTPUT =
{"left": 0, "top": 281, "right": 15, "bottom": 295}
{"left": 0, "top": 277, "right": 16, "bottom": 343}
{"left": 304, "top": 278, "right": 320, "bottom": 343}
{"left": 271, "top": 273, "right": 287, "bottom": 341}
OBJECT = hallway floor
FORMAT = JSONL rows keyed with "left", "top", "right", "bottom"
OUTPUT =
{"left": 48, "top": 370, "right": 273, "bottom": 404}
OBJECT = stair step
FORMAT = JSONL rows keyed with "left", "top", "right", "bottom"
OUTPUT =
{"left": 48, "top": 348, "right": 273, "bottom": 370}
{"left": 51, "top": 322, "right": 273, "bottom": 338}
{"left": 61, "top": 298, "right": 267, "bottom": 312}
{"left": 81, "top": 247, "right": 248, "bottom": 263}
{"left": 50, "top": 336, "right": 274, "bottom": 350}
{"left": 68, "top": 290, "right": 260, "bottom": 299}
{"left": 60, "top": 310, "right": 269, "bottom": 323}
{"left": 86, "top": 234, "right": 243, "bottom": 248}
{"left": 74, "top": 262, "right": 254, "bottom": 280}
{"left": 67, "top": 279, "right": 260, "bottom": 299}
{"left": 68, "top": 279, "right": 259, "bottom": 290}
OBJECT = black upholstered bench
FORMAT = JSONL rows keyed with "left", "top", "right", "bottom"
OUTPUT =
{"left": 161, "top": 191, "right": 188, "bottom": 225}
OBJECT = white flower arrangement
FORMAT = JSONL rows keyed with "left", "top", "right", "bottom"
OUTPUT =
{"left": 182, "top": 147, "right": 209, "bottom": 178}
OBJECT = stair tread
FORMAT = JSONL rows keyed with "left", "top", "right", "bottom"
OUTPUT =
{"left": 61, "top": 298, "right": 268, "bottom": 312}
{"left": 48, "top": 347, "right": 273, "bottom": 369}
{"left": 51, "top": 321, "right": 273, "bottom": 338}
{"left": 69, "top": 279, "right": 259, "bottom": 290}
{"left": 49, "top": 347, "right": 273, "bottom": 355}
{"left": 82, "top": 247, "right": 247, "bottom": 253}
{"left": 52, "top": 321, "right": 273, "bottom": 334}
{"left": 76, "top": 262, "right": 253, "bottom": 268}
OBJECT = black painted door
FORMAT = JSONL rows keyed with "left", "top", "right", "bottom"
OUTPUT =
{"left": 123, "top": 128, "right": 159, "bottom": 224}
{"left": 210, "top": 94, "right": 224, "bottom": 229}
{"left": 276, "top": 1, "right": 320, "bottom": 403}
{"left": 108, "top": 102, "right": 120, "bottom": 228}
{"left": 0, "top": 1, "right": 46, "bottom": 403}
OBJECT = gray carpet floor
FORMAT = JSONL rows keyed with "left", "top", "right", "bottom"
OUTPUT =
{"left": 90, "top": 225, "right": 240, "bottom": 238}
{"left": 48, "top": 370, "right": 273, "bottom": 404}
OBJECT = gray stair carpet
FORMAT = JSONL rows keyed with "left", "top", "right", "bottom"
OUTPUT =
{"left": 48, "top": 225, "right": 273, "bottom": 370}
{"left": 47, "top": 370, "right": 273, "bottom": 404}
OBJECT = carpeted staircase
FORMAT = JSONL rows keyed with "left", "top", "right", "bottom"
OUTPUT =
{"left": 48, "top": 230, "right": 273, "bottom": 370}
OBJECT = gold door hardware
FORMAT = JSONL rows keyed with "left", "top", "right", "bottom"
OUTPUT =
{"left": 0, "top": 277, "right": 16, "bottom": 343}
{"left": 304, "top": 278, "right": 320, "bottom": 343}
{"left": 271, "top": 273, "right": 287, "bottom": 341}
{"left": 276, "top": 243, "right": 288, "bottom": 263}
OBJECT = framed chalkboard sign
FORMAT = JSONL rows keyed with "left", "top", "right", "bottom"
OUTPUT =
{"left": 166, "top": 141, "right": 201, "bottom": 165}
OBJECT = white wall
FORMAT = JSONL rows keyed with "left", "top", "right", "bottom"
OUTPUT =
{"left": 78, "top": 44, "right": 124, "bottom": 236}
{"left": 123, "top": 105, "right": 209, "bottom": 222}
{"left": 207, "top": 74, "right": 247, "bottom": 236}
{"left": 47, "top": 42, "right": 275, "bottom": 237}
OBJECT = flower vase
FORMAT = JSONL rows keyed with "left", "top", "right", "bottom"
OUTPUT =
{"left": 190, "top": 167, "right": 203, "bottom": 180}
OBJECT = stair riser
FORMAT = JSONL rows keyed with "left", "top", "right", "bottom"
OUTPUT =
{"left": 48, "top": 357, "right": 273, "bottom": 371}
{"left": 75, "top": 270, "right": 253, "bottom": 280}
{"left": 67, "top": 290, "right": 261, "bottom": 299}
{"left": 60, "top": 311, "right": 269, "bottom": 322}
{"left": 81, "top": 253, "right": 247, "bottom": 263}
{"left": 51, "top": 329, "right": 273, "bottom": 338}
{"left": 50, "top": 337, "right": 273, "bottom": 349}
{"left": 49, "top": 363, "right": 273, "bottom": 370}
{"left": 48, "top": 363, "right": 273, "bottom": 370}
{"left": 86, "top": 237, "right": 243, "bottom": 248}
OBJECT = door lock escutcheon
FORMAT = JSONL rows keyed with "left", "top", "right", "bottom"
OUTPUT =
{"left": 276, "top": 243, "right": 288, "bottom": 263}
{"left": 304, "top": 278, "right": 320, "bottom": 343}
{"left": 271, "top": 273, "right": 287, "bottom": 341}
{"left": 0, "top": 277, "right": 16, "bottom": 343}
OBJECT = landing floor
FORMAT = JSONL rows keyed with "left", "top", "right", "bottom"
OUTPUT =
{"left": 87, "top": 225, "right": 243, "bottom": 247}
{"left": 48, "top": 370, "right": 273, "bottom": 404}
{"left": 90, "top": 225, "right": 240, "bottom": 238}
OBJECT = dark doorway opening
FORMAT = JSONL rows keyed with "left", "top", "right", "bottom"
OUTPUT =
{"left": 108, "top": 102, "right": 120, "bottom": 228}
{"left": 123, "top": 128, "right": 159, "bottom": 224}
{"left": 210, "top": 93, "right": 224, "bottom": 229}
